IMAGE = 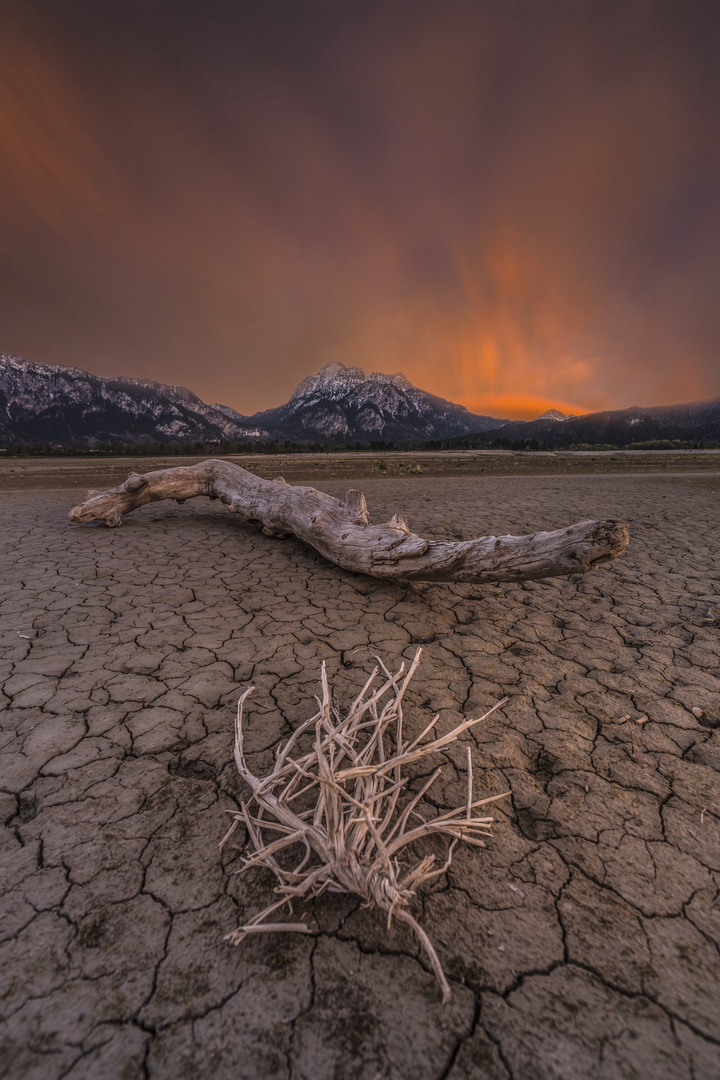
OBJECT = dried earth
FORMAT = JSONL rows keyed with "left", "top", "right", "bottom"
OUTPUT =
{"left": 1, "top": 471, "right": 719, "bottom": 1079}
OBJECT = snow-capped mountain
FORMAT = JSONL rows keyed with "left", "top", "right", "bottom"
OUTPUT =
{"left": 0, "top": 352, "right": 268, "bottom": 445}
{"left": 250, "top": 362, "right": 507, "bottom": 442}
{"left": 3, "top": 352, "right": 718, "bottom": 448}
{"left": 0, "top": 355, "right": 507, "bottom": 445}
{"left": 4, "top": 352, "right": 719, "bottom": 449}
{"left": 534, "top": 409, "right": 571, "bottom": 422}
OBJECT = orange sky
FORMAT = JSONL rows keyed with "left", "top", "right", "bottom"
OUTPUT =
{"left": 0, "top": 1, "right": 718, "bottom": 419}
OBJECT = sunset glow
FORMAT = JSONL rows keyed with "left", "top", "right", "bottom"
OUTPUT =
{"left": 455, "top": 395, "right": 591, "bottom": 423}
{"left": 0, "top": 2, "right": 718, "bottom": 417}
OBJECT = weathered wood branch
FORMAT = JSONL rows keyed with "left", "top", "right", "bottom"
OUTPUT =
{"left": 68, "top": 458, "right": 628, "bottom": 583}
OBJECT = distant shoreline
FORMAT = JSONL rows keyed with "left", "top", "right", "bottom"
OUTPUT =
{"left": 2, "top": 449, "right": 720, "bottom": 491}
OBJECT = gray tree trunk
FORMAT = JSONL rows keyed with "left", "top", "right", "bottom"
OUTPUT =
{"left": 69, "top": 459, "right": 629, "bottom": 583}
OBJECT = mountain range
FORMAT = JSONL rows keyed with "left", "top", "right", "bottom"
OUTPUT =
{"left": 0, "top": 353, "right": 264, "bottom": 446}
{"left": 0, "top": 354, "right": 505, "bottom": 446}
{"left": 241, "top": 362, "right": 506, "bottom": 442}
{"left": 443, "top": 399, "right": 720, "bottom": 449}
{"left": 1, "top": 351, "right": 718, "bottom": 448}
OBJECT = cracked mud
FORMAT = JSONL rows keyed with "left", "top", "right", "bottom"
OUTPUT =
{"left": 1, "top": 472, "right": 719, "bottom": 1079}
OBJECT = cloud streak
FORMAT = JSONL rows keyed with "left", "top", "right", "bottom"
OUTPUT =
{"left": 1, "top": 0, "right": 718, "bottom": 417}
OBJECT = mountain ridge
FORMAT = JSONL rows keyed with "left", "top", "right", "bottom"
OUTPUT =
{"left": 441, "top": 399, "right": 720, "bottom": 449}
{"left": 1, "top": 351, "right": 718, "bottom": 448}
{"left": 0, "top": 352, "right": 265, "bottom": 445}
{"left": 249, "top": 361, "right": 507, "bottom": 442}
{"left": 0, "top": 354, "right": 506, "bottom": 445}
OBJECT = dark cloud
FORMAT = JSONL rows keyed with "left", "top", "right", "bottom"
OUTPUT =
{"left": 1, "top": 0, "right": 718, "bottom": 416}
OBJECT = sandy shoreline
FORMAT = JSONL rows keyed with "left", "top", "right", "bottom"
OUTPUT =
{"left": 2, "top": 473, "right": 719, "bottom": 1078}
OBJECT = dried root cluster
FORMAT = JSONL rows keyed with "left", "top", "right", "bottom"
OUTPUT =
{"left": 223, "top": 649, "right": 508, "bottom": 1001}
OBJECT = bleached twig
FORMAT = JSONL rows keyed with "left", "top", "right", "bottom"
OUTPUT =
{"left": 224, "top": 648, "right": 509, "bottom": 1002}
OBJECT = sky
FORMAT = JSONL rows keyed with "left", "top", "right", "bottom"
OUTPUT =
{"left": 1, "top": 0, "right": 719, "bottom": 420}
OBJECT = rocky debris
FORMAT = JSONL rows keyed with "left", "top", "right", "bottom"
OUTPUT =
{"left": 1, "top": 472, "right": 719, "bottom": 1078}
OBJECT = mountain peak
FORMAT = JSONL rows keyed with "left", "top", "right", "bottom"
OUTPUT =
{"left": 256, "top": 361, "right": 506, "bottom": 441}
{"left": 535, "top": 409, "right": 569, "bottom": 421}
{"left": 290, "top": 362, "right": 365, "bottom": 400}
{"left": 289, "top": 361, "right": 415, "bottom": 401}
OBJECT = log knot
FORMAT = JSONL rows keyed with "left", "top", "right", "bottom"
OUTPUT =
{"left": 123, "top": 473, "right": 148, "bottom": 494}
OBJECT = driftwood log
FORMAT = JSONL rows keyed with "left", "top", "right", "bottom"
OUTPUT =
{"left": 68, "top": 458, "right": 628, "bottom": 583}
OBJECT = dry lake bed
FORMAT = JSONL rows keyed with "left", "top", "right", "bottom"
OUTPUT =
{"left": 1, "top": 461, "right": 720, "bottom": 1079}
